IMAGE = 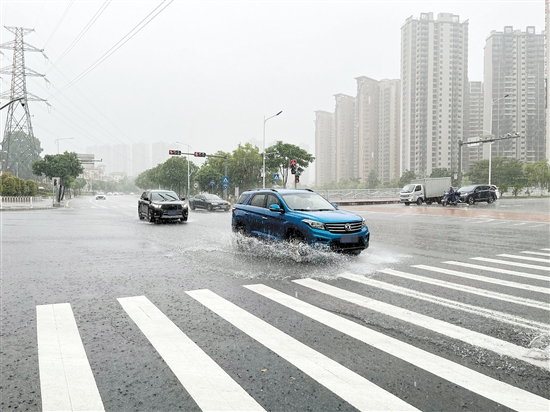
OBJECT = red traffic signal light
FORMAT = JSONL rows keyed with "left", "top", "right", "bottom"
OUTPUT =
{"left": 169, "top": 150, "right": 181, "bottom": 155}
{"left": 194, "top": 152, "right": 206, "bottom": 157}
{"left": 295, "top": 176, "right": 300, "bottom": 183}
{"left": 290, "top": 159, "right": 297, "bottom": 165}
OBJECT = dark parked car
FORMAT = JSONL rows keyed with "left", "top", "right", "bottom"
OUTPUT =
{"left": 138, "top": 190, "right": 188, "bottom": 223}
{"left": 189, "top": 193, "right": 230, "bottom": 211}
{"left": 457, "top": 184, "right": 497, "bottom": 205}
{"left": 232, "top": 188, "right": 369, "bottom": 255}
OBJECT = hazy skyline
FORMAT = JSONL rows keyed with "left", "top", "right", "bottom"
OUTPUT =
{"left": 0, "top": 1, "right": 544, "bottom": 167}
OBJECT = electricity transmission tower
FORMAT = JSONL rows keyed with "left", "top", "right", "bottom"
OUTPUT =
{"left": 0, "top": 26, "right": 49, "bottom": 179}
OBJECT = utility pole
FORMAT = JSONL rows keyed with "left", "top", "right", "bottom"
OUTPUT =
{"left": 0, "top": 27, "right": 49, "bottom": 178}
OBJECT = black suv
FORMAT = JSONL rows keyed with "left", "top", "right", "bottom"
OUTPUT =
{"left": 138, "top": 190, "right": 189, "bottom": 223}
{"left": 231, "top": 188, "right": 370, "bottom": 255}
{"left": 457, "top": 184, "right": 497, "bottom": 205}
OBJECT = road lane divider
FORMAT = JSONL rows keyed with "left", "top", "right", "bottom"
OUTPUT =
{"left": 186, "top": 289, "right": 418, "bottom": 412}
{"left": 498, "top": 254, "right": 550, "bottom": 264}
{"left": 118, "top": 295, "right": 264, "bottom": 412}
{"left": 245, "top": 283, "right": 549, "bottom": 412}
{"left": 413, "top": 264, "right": 550, "bottom": 294}
{"left": 37, "top": 303, "right": 105, "bottom": 412}
{"left": 291, "top": 278, "right": 549, "bottom": 370}
{"left": 442, "top": 261, "right": 549, "bottom": 282}
{"left": 338, "top": 272, "right": 549, "bottom": 331}
{"left": 379, "top": 268, "right": 550, "bottom": 311}
{"left": 471, "top": 257, "right": 550, "bottom": 271}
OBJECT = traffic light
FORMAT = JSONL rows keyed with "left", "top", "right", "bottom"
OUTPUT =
{"left": 194, "top": 152, "right": 206, "bottom": 157}
{"left": 169, "top": 150, "right": 181, "bottom": 155}
{"left": 290, "top": 159, "right": 297, "bottom": 174}
{"left": 295, "top": 176, "right": 300, "bottom": 184}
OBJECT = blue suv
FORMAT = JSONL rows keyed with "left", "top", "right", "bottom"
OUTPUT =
{"left": 231, "top": 189, "right": 369, "bottom": 255}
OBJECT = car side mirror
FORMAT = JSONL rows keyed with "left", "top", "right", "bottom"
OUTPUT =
{"left": 269, "top": 204, "right": 283, "bottom": 213}
{"left": 331, "top": 203, "right": 339, "bottom": 210}
{"left": 181, "top": 197, "right": 186, "bottom": 201}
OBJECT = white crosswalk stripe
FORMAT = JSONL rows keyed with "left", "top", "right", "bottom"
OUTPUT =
{"left": 37, "top": 303, "right": 105, "bottom": 412}
{"left": 34, "top": 248, "right": 550, "bottom": 411}
{"left": 245, "top": 284, "right": 549, "bottom": 411}
{"left": 118, "top": 296, "right": 264, "bottom": 412}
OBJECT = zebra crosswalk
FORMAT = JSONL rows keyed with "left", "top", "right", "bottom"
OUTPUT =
{"left": 35, "top": 249, "right": 550, "bottom": 411}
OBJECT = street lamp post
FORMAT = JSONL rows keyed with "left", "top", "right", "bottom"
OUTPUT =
{"left": 262, "top": 111, "right": 282, "bottom": 188}
{"left": 176, "top": 142, "right": 191, "bottom": 199}
{"left": 54, "top": 138, "right": 74, "bottom": 154}
{"left": 489, "top": 94, "right": 509, "bottom": 185}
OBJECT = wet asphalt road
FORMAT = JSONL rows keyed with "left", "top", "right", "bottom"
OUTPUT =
{"left": 1, "top": 195, "right": 549, "bottom": 411}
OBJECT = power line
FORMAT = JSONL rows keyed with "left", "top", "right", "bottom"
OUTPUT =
{"left": 42, "top": 0, "right": 74, "bottom": 48}
{"left": 45, "top": 0, "right": 111, "bottom": 76}
{"left": 49, "top": 0, "right": 173, "bottom": 100}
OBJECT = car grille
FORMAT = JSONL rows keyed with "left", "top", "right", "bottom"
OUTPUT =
{"left": 325, "top": 221, "right": 363, "bottom": 234}
{"left": 161, "top": 204, "right": 182, "bottom": 211}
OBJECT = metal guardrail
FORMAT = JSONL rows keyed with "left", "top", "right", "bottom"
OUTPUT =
{"left": 0, "top": 196, "right": 51, "bottom": 209}
{"left": 317, "top": 189, "right": 401, "bottom": 200}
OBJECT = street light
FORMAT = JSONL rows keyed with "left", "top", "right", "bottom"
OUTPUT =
{"left": 489, "top": 94, "right": 509, "bottom": 185}
{"left": 262, "top": 110, "right": 282, "bottom": 188}
{"left": 54, "top": 138, "right": 74, "bottom": 154}
{"left": 176, "top": 141, "right": 191, "bottom": 199}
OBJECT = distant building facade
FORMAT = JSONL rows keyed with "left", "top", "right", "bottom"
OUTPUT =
{"left": 314, "top": 110, "right": 335, "bottom": 187}
{"left": 464, "top": 81, "right": 485, "bottom": 172}
{"left": 483, "top": 26, "right": 546, "bottom": 163}
{"left": 401, "top": 12, "right": 469, "bottom": 176}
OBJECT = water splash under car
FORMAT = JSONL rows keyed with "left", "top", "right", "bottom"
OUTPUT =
{"left": 231, "top": 188, "right": 369, "bottom": 255}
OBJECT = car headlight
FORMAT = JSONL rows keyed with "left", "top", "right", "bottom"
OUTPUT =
{"left": 151, "top": 203, "right": 162, "bottom": 208}
{"left": 303, "top": 219, "right": 325, "bottom": 230}
{"left": 361, "top": 218, "right": 367, "bottom": 228}
{"left": 211, "top": 202, "right": 219, "bottom": 205}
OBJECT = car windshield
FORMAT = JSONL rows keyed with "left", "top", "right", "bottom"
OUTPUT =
{"left": 401, "top": 184, "right": 415, "bottom": 193}
{"left": 204, "top": 194, "right": 222, "bottom": 200}
{"left": 458, "top": 185, "right": 476, "bottom": 192}
{"left": 281, "top": 193, "right": 335, "bottom": 211}
{"left": 151, "top": 191, "right": 179, "bottom": 201}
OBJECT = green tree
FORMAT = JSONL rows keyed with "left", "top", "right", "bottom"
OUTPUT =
{"left": 366, "top": 171, "right": 380, "bottom": 189}
{"left": 24, "top": 180, "right": 38, "bottom": 196}
{"left": 32, "top": 151, "right": 84, "bottom": 202}
{"left": 228, "top": 143, "right": 262, "bottom": 192}
{"left": 398, "top": 170, "right": 416, "bottom": 187}
{"left": 1, "top": 131, "right": 43, "bottom": 180}
{"left": 524, "top": 159, "right": 550, "bottom": 191}
{"left": 265, "top": 141, "right": 314, "bottom": 188}
{"left": 161, "top": 156, "right": 190, "bottom": 196}
{"left": 0, "top": 174, "right": 18, "bottom": 196}
{"left": 467, "top": 157, "right": 526, "bottom": 187}
{"left": 194, "top": 165, "right": 222, "bottom": 194}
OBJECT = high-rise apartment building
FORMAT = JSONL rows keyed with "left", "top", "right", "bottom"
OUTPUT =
{"left": 333, "top": 94, "right": 356, "bottom": 182}
{"left": 132, "top": 142, "right": 150, "bottom": 177}
{"left": 401, "top": 12, "right": 469, "bottom": 177}
{"left": 464, "top": 81, "right": 485, "bottom": 171}
{"left": 547, "top": 1, "right": 550, "bottom": 161}
{"left": 377, "top": 79, "right": 401, "bottom": 183}
{"left": 314, "top": 110, "right": 334, "bottom": 187}
{"left": 484, "top": 26, "right": 546, "bottom": 163}
{"left": 355, "top": 76, "right": 379, "bottom": 181}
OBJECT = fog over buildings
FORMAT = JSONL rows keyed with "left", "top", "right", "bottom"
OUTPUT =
{"left": 0, "top": 1, "right": 545, "bottom": 187}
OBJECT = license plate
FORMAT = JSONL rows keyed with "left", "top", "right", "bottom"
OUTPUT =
{"left": 167, "top": 210, "right": 177, "bottom": 216}
{"left": 340, "top": 235, "right": 358, "bottom": 243}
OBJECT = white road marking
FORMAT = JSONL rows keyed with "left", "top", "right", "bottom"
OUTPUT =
{"left": 379, "top": 269, "right": 550, "bottom": 310}
{"left": 338, "top": 272, "right": 549, "bottom": 331}
{"left": 443, "top": 261, "right": 549, "bottom": 282}
{"left": 245, "top": 284, "right": 550, "bottom": 412}
{"left": 291, "top": 278, "right": 549, "bottom": 370}
{"left": 472, "top": 257, "right": 550, "bottom": 271}
{"left": 413, "top": 264, "right": 550, "bottom": 294}
{"left": 498, "top": 254, "right": 550, "bottom": 264}
{"left": 522, "top": 251, "right": 550, "bottom": 257}
{"left": 118, "top": 296, "right": 264, "bottom": 412}
{"left": 37, "top": 303, "right": 104, "bottom": 412}
{"left": 186, "top": 289, "right": 418, "bottom": 412}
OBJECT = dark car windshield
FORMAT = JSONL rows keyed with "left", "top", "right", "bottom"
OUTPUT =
{"left": 151, "top": 191, "right": 179, "bottom": 201}
{"left": 458, "top": 185, "right": 476, "bottom": 192}
{"left": 281, "top": 193, "right": 335, "bottom": 211}
{"left": 204, "top": 194, "right": 222, "bottom": 200}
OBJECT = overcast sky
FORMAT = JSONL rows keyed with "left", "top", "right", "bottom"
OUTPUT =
{"left": 0, "top": 0, "right": 544, "bottom": 168}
